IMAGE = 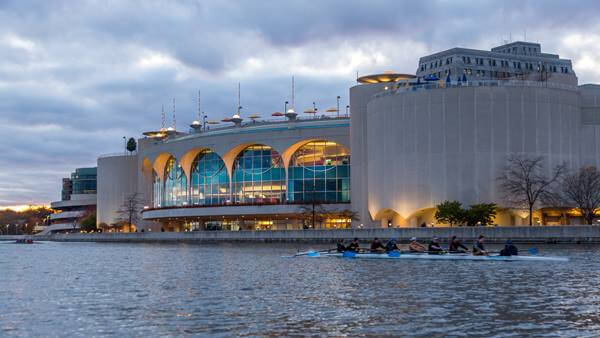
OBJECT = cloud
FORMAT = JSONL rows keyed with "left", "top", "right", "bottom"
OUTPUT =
{"left": 0, "top": 0, "right": 599, "bottom": 205}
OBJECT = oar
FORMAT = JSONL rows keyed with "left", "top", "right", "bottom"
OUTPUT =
{"left": 281, "top": 248, "right": 335, "bottom": 258}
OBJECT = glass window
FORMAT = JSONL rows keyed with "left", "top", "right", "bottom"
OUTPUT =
{"left": 163, "top": 156, "right": 187, "bottom": 207}
{"left": 232, "top": 145, "right": 285, "bottom": 204}
{"left": 153, "top": 170, "right": 161, "bottom": 207}
{"left": 190, "top": 150, "right": 229, "bottom": 206}
{"left": 288, "top": 141, "right": 350, "bottom": 203}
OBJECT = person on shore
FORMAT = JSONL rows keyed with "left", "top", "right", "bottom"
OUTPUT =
{"left": 336, "top": 239, "right": 346, "bottom": 252}
{"left": 346, "top": 238, "right": 360, "bottom": 252}
{"left": 385, "top": 238, "right": 400, "bottom": 252}
{"left": 370, "top": 237, "right": 386, "bottom": 253}
{"left": 409, "top": 237, "right": 426, "bottom": 252}
{"left": 472, "top": 235, "right": 488, "bottom": 256}
{"left": 428, "top": 237, "right": 444, "bottom": 254}
{"left": 499, "top": 240, "right": 518, "bottom": 256}
{"left": 448, "top": 236, "right": 469, "bottom": 253}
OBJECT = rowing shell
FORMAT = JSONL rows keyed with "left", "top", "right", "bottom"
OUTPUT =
{"left": 303, "top": 251, "right": 568, "bottom": 262}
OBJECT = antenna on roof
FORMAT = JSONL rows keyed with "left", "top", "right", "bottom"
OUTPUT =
{"left": 237, "top": 82, "right": 242, "bottom": 114}
{"left": 161, "top": 105, "right": 166, "bottom": 130}
{"left": 197, "top": 90, "right": 202, "bottom": 121}
{"left": 291, "top": 76, "right": 295, "bottom": 110}
{"left": 172, "top": 98, "right": 176, "bottom": 131}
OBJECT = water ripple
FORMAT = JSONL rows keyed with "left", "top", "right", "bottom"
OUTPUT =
{"left": 1, "top": 242, "right": 599, "bottom": 336}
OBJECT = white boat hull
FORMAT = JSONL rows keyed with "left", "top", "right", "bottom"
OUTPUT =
{"left": 304, "top": 252, "right": 568, "bottom": 262}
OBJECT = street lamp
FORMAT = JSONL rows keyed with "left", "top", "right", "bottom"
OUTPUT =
{"left": 123, "top": 136, "right": 126, "bottom": 155}
{"left": 284, "top": 101, "right": 288, "bottom": 113}
{"left": 336, "top": 96, "right": 340, "bottom": 118}
{"left": 345, "top": 105, "right": 350, "bottom": 117}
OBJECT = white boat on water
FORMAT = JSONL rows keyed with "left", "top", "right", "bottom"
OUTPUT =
{"left": 293, "top": 251, "right": 568, "bottom": 262}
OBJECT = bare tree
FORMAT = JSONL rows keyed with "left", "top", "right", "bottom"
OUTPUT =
{"left": 557, "top": 166, "right": 600, "bottom": 225}
{"left": 497, "top": 154, "right": 565, "bottom": 226}
{"left": 116, "top": 193, "right": 144, "bottom": 231}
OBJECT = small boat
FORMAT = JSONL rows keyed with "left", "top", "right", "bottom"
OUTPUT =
{"left": 289, "top": 250, "right": 568, "bottom": 262}
{"left": 15, "top": 239, "right": 34, "bottom": 244}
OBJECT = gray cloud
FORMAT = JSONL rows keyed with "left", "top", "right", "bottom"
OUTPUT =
{"left": 0, "top": 0, "right": 599, "bottom": 206}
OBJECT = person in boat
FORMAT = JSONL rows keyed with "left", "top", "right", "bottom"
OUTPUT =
{"left": 370, "top": 237, "right": 386, "bottom": 253}
{"left": 448, "top": 236, "right": 468, "bottom": 253}
{"left": 472, "top": 235, "right": 489, "bottom": 256}
{"left": 346, "top": 238, "right": 360, "bottom": 253}
{"left": 499, "top": 240, "right": 518, "bottom": 256}
{"left": 385, "top": 238, "right": 400, "bottom": 252}
{"left": 428, "top": 237, "right": 445, "bottom": 254}
{"left": 336, "top": 239, "right": 346, "bottom": 252}
{"left": 409, "top": 237, "right": 426, "bottom": 252}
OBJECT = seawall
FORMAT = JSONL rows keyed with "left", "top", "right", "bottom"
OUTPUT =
{"left": 3, "top": 225, "right": 600, "bottom": 244}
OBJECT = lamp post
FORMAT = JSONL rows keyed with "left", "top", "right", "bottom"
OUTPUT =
{"left": 336, "top": 96, "right": 340, "bottom": 118}
{"left": 284, "top": 101, "right": 288, "bottom": 112}
{"left": 346, "top": 105, "right": 350, "bottom": 117}
{"left": 123, "top": 136, "right": 126, "bottom": 155}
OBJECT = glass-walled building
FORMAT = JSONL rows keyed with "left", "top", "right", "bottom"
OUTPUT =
{"left": 288, "top": 140, "right": 350, "bottom": 203}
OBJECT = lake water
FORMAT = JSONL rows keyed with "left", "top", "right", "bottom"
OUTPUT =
{"left": 1, "top": 241, "right": 599, "bottom": 337}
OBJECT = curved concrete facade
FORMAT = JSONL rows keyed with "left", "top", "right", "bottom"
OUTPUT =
{"left": 97, "top": 154, "right": 138, "bottom": 226}
{"left": 362, "top": 82, "right": 581, "bottom": 223}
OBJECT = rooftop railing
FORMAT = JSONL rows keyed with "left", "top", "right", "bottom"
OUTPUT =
{"left": 374, "top": 79, "right": 580, "bottom": 99}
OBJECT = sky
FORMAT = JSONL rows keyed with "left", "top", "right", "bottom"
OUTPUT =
{"left": 1, "top": 0, "right": 600, "bottom": 208}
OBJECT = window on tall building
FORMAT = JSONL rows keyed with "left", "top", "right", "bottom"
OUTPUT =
{"left": 190, "top": 150, "right": 229, "bottom": 206}
{"left": 153, "top": 170, "right": 161, "bottom": 207}
{"left": 232, "top": 145, "right": 285, "bottom": 204}
{"left": 163, "top": 156, "right": 187, "bottom": 207}
{"left": 288, "top": 141, "right": 350, "bottom": 203}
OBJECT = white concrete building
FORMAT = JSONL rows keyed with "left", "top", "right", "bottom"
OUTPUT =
{"left": 97, "top": 42, "right": 600, "bottom": 230}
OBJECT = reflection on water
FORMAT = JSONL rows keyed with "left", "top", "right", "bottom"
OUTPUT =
{"left": 1, "top": 242, "right": 600, "bottom": 336}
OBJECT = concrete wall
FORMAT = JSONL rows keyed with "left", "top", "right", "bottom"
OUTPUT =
{"left": 349, "top": 83, "right": 387, "bottom": 228}
{"left": 32, "top": 225, "right": 600, "bottom": 243}
{"left": 362, "top": 84, "right": 581, "bottom": 224}
{"left": 97, "top": 154, "right": 138, "bottom": 226}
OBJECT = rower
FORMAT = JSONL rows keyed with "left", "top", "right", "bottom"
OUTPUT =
{"left": 448, "top": 236, "right": 468, "bottom": 253}
{"left": 346, "top": 238, "right": 360, "bottom": 253}
{"left": 499, "top": 240, "right": 518, "bottom": 256}
{"left": 385, "top": 238, "right": 400, "bottom": 252}
{"left": 408, "top": 237, "right": 426, "bottom": 252}
{"left": 472, "top": 235, "right": 488, "bottom": 256}
{"left": 336, "top": 239, "right": 346, "bottom": 252}
{"left": 370, "top": 237, "right": 386, "bottom": 253}
{"left": 428, "top": 237, "right": 444, "bottom": 254}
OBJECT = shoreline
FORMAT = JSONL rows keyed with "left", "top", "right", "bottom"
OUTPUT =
{"left": 2, "top": 225, "right": 600, "bottom": 244}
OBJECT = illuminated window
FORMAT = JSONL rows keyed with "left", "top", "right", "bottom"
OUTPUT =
{"left": 152, "top": 170, "right": 161, "bottom": 207}
{"left": 163, "top": 156, "right": 187, "bottom": 206}
{"left": 288, "top": 140, "right": 350, "bottom": 203}
{"left": 232, "top": 145, "right": 286, "bottom": 204}
{"left": 190, "top": 150, "right": 229, "bottom": 206}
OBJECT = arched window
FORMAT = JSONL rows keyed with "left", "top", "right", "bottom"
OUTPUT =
{"left": 190, "top": 150, "right": 229, "bottom": 205}
{"left": 288, "top": 140, "right": 350, "bottom": 203}
{"left": 163, "top": 156, "right": 187, "bottom": 206}
{"left": 232, "top": 145, "right": 285, "bottom": 204}
{"left": 152, "top": 170, "right": 161, "bottom": 207}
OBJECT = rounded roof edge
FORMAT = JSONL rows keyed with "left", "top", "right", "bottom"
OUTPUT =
{"left": 357, "top": 73, "right": 416, "bottom": 84}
